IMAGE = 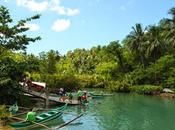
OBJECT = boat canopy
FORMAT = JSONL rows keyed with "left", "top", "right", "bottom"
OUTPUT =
{"left": 19, "top": 81, "right": 46, "bottom": 90}
{"left": 32, "top": 81, "right": 46, "bottom": 88}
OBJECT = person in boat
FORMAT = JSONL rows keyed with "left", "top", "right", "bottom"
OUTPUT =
{"left": 59, "top": 88, "right": 66, "bottom": 96}
{"left": 9, "top": 103, "right": 18, "bottom": 115}
{"left": 26, "top": 108, "right": 36, "bottom": 122}
{"left": 100, "top": 91, "right": 104, "bottom": 95}
{"left": 81, "top": 91, "right": 88, "bottom": 102}
{"left": 59, "top": 88, "right": 67, "bottom": 101}
{"left": 77, "top": 90, "right": 83, "bottom": 103}
{"left": 68, "top": 92, "right": 73, "bottom": 101}
{"left": 59, "top": 88, "right": 64, "bottom": 96}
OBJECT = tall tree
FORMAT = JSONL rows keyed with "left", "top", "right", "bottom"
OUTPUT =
{"left": 39, "top": 50, "right": 60, "bottom": 74}
{"left": 106, "top": 41, "right": 124, "bottom": 69}
{"left": 0, "top": 6, "right": 41, "bottom": 54}
{"left": 145, "top": 26, "right": 166, "bottom": 83}
{"left": 146, "top": 26, "right": 166, "bottom": 62}
{"left": 163, "top": 7, "right": 175, "bottom": 50}
{"left": 0, "top": 6, "right": 41, "bottom": 104}
{"left": 126, "top": 23, "right": 146, "bottom": 67}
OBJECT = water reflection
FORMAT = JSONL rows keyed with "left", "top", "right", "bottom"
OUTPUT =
{"left": 93, "top": 93, "right": 175, "bottom": 130}
{"left": 6, "top": 93, "right": 175, "bottom": 130}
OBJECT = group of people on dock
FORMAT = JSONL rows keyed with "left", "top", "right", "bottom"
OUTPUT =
{"left": 58, "top": 88, "right": 88, "bottom": 103}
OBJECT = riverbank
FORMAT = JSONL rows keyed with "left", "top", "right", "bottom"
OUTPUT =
{"left": 0, "top": 126, "right": 13, "bottom": 130}
{"left": 158, "top": 92, "right": 175, "bottom": 98}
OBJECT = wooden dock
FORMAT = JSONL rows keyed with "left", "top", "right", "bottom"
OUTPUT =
{"left": 21, "top": 87, "right": 80, "bottom": 105}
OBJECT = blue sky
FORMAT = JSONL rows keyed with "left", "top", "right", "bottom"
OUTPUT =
{"left": 1, "top": 0, "right": 175, "bottom": 55}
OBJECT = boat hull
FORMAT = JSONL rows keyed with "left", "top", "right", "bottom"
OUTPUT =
{"left": 10, "top": 103, "right": 67, "bottom": 129}
{"left": 89, "top": 93, "right": 113, "bottom": 98}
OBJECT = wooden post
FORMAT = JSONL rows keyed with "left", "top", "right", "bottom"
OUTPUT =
{"left": 45, "top": 87, "right": 49, "bottom": 108}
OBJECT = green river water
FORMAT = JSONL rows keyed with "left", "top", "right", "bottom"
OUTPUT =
{"left": 7, "top": 93, "right": 175, "bottom": 130}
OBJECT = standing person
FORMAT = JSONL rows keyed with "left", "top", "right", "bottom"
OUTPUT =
{"left": 59, "top": 88, "right": 63, "bottom": 96}
{"left": 68, "top": 93, "right": 73, "bottom": 102}
{"left": 26, "top": 108, "right": 36, "bottom": 122}
{"left": 9, "top": 102, "right": 18, "bottom": 115}
{"left": 26, "top": 78, "right": 32, "bottom": 92}
{"left": 77, "top": 90, "right": 83, "bottom": 103}
{"left": 59, "top": 88, "right": 67, "bottom": 101}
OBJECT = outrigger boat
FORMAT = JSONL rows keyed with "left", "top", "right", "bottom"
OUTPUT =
{"left": 9, "top": 103, "right": 67, "bottom": 129}
{"left": 57, "top": 98, "right": 88, "bottom": 105}
{"left": 89, "top": 92, "right": 113, "bottom": 98}
{"left": 58, "top": 98, "right": 81, "bottom": 105}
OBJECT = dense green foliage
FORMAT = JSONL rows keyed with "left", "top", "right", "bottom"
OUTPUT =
{"left": 0, "top": 5, "right": 41, "bottom": 104}
{"left": 1, "top": 6, "right": 175, "bottom": 105}
{"left": 0, "top": 105, "right": 9, "bottom": 120}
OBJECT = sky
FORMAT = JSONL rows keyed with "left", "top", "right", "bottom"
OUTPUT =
{"left": 0, "top": 0, "right": 175, "bottom": 55}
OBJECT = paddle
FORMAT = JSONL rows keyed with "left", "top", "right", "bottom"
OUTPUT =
{"left": 55, "top": 113, "right": 84, "bottom": 129}
{"left": 10, "top": 116, "right": 52, "bottom": 130}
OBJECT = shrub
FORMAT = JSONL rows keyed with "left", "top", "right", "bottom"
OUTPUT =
{"left": 132, "top": 85, "right": 163, "bottom": 95}
{"left": 109, "top": 80, "right": 132, "bottom": 92}
{"left": 0, "top": 105, "right": 9, "bottom": 125}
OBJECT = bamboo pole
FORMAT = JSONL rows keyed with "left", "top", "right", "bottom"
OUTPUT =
{"left": 12, "top": 111, "right": 28, "bottom": 117}
{"left": 55, "top": 113, "right": 84, "bottom": 129}
{"left": 11, "top": 108, "right": 50, "bottom": 117}
{"left": 6, "top": 105, "right": 50, "bottom": 111}
{"left": 6, "top": 105, "right": 30, "bottom": 110}
{"left": 10, "top": 116, "right": 52, "bottom": 130}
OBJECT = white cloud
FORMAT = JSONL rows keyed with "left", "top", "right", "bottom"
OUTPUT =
{"left": 119, "top": 0, "right": 135, "bottom": 11}
{"left": 3, "top": 0, "right": 10, "bottom": 2}
{"left": 16, "top": 0, "right": 48, "bottom": 12}
{"left": 120, "top": 5, "right": 126, "bottom": 11}
{"left": 52, "top": 19, "right": 70, "bottom": 32}
{"left": 50, "top": 0, "right": 61, "bottom": 6}
{"left": 16, "top": 0, "right": 26, "bottom": 6}
{"left": 67, "top": 8, "right": 79, "bottom": 16}
{"left": 23, "top": 23, "right": 40, "bottom": 31}
{"left": 50, "top": 5, "right": 66, "bottom": 15}
{"left": 15, "top": 0, "right": 80, "bottom": 16}
{"left": 49, "top": 0, "right": 79, "bottom": 16}
{"left": 26, "top": 1, "right": 48, "bottom": 12}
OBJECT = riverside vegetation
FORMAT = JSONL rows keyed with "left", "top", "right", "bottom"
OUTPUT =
{"left": 0, "top": 5, "right": 175, "bottom": 108}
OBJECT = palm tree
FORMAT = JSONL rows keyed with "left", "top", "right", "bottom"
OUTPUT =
{"left": 145, "top": 26, "right": 167, "bottom": 84}
{"left": 126, "top": 23, "right": 147, "bottom": 67}
{"left": 106, "top": 41, "right": 124, "bottom": 69}
{"left": 162, "top": 7, "right": 175, "bottom": 48}
{"left": 145, "top": 26, "right": 166, "bottom": 63}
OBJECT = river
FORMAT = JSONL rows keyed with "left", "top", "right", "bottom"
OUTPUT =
{"left": 6, "top": 93, "right": 175, "bottom": 130}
